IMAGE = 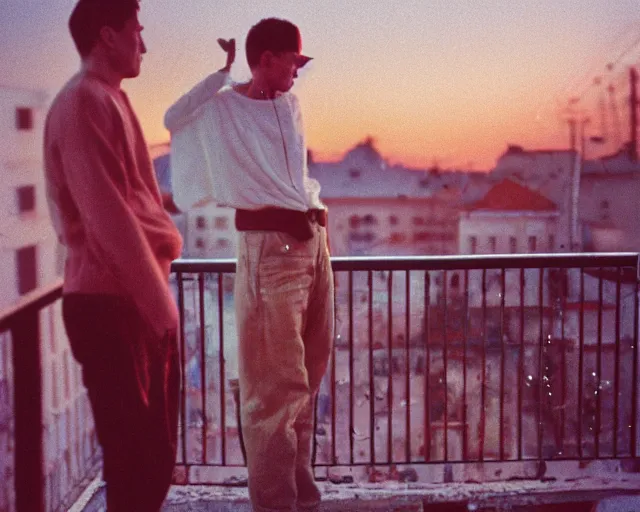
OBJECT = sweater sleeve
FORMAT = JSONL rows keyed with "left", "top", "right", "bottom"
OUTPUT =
{"left": 60, "top": 87, "right": 178, "bottom": 339}
{"left": 164, "top": 71, "right": 231, "bottom": 133}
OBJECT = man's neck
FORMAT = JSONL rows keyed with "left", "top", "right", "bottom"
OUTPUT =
{"left": 246, "top": 79, "right": 276, "bottom": 100}
{"left": 82, "top": 59, "right": 122, "bottom": 89}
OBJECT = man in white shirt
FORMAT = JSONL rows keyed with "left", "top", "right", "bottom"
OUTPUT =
{"left": 165, "top": 18, "right": 334, "bottom": 512}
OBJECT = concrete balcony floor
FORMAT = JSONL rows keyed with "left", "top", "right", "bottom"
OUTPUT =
{"left": 72, "top": 464, "right": 640, "bottom": 511}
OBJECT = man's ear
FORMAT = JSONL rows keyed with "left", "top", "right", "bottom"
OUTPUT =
{"left": 259, "top": 50, "right": 275, "bottom": 68}
{"left": 98, "top": 26, "right": 117, "bottom": 50}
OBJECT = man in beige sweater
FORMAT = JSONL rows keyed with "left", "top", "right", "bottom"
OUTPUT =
{"left": 44, "top": 1, "right": 183, "bottom": 510}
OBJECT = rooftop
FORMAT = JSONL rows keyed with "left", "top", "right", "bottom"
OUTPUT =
{"left": 464, "top": 179, "right": 558, "bottom": 212}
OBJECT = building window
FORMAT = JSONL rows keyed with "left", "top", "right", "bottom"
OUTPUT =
{"left": 389, "top": 215, "right": 399, "bottom": 226}
{"left": 51, "top": 364, "right": 58, "bottom": 410}
{"left": 548, "top": 234, "right": 555, "bottom": 252}
{"left": 349, "top": 168, "right": 361, "bottom": 179}
{"left": 196, "top": 216, "right": 207, "bottom": 229}
{"left": 195, "top": 238, "right": 205, "bottom": 249}
{"left": 17, "top": 185, "right": 36, "bottom": 213}
{"left": 214, "top": 216, "right": 229, "bottom": 230}
{"left": 64, "top": 352, "right": 70, "bottom": 401}
{"left": 16, "top": 107, "right": 33, "bottom": 131}
{"left": 488, "top": 236, "right": 497, "bottom": 254}
{"left": 350, "top": 232, "right": 375, "bottom": 243}
{"left": 528, "top": 236, "right": 537, "bottom": 253}
{"left": 413, "top": 231, "right": 430, "bottom": 242}
{"left": 215, "top": 238, "right": 230, "bottom": 249}
{"left": 412, "top": 216, "right": 425, "bottom": 226}
{"left": 390, "top": 232, "right": 406, "bottom": 243}
{"left": 509, "top": 236, "right": 517, "bottom": 254}
{"left": 349, "top": 215, "right": 360, "bottom": 229}
{"left": 17, "top": 245, "right": 37, "bottom": 295}
{"left": 469, "top": 236, "right": 477, "bottom": 255}
{"left": 363, "top": 214, "right": 377, "bottom": 225}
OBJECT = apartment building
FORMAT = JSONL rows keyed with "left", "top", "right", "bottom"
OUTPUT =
{"left": 0, "top": 86, "right": 97, "bottom": 511}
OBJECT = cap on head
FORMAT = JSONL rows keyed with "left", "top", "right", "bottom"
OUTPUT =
{"left": 245, "top": 17, "right": 312, "bottom": 69}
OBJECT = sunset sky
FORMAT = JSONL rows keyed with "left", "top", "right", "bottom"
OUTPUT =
{"left": 2, "top": 0, "right": 640, "bottom": 169}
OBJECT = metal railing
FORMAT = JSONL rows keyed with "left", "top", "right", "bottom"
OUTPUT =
{"left": 0, "top": 280, "right": 101, "bottom": 512}
{"left": 170, "top": 253, "right": 640, "bottom": 482}
{"left": 3, "top": 253, "right": 639, "bottom": 510}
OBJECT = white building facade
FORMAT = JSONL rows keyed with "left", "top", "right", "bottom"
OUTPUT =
{"left": 0, "top": 86, "right": 59, "bottom": 309}
{"left": 490, "top": 146, "right": 574, "bottom": 252}
{"left": 0, "top": 86, "right": 98, "bottom": 511}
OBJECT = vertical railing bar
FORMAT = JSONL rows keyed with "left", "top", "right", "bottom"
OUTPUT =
{"left": 631, "top": 276, "right": 639, "bottom": 458}
{"left": 331, "top": 271, "right": 338, "bottom": 465}
{"left": 348, "top": 271, "right": 355, "bottom": 465}
{"left": 198, "top": 272, "right": 208, "bottom": 465}
{"left": 368, "top": 270, "right": 375, "bottom": 465}
{"left": 578, "top": 268, "right": 585, "bottom": 458}
{"left": 11, "top": 307, "right": 44, "bottom": 512}
{"left": 218, "top": 273, "right": 226, "bottom": 466}
{"left": 560, "top": 269, "right": 567, "bottom": 457}
{"left": 480, "top": 269, "right": 487, "bottom": 462}
{"left": 595, "top": 272, "right": 603, "bottom": 458}
{"left": 613, "top": 268, "right": 621, "bottom": 457}
{"left": 500, "top": 268, "right": 506, "bottom": 461}
{"left": 405, "top": 270, "right": 412, "bottom": 463}
{"left": 177, "top": 272, "right": 188, "bottom": 466}
{"left": 463, "top": 269, "right": 470, "bottom": 462}
{"left": 537, "top": 268, "right": 544, "bottom": 462}
{"left": 443, "top": 270, "right": 449, "bottom": 462}
{"left": 424, "top": 271, "right": 432, "bottom": 462}
{"left": 518, "top": 268, "right": 525, "bottom": 461}
{"left": 387, "top": 271, "right": 394, "bottom": 464}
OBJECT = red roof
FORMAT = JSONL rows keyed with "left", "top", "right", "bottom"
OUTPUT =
{"left": 465, "top": 179, "right": 557, "bottom": 212}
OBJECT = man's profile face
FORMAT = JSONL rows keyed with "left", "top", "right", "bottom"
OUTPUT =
{"left": 105, "top": 12, "right": 146, "bottom": 79}
{"left": 266, "top": 51, "right": 303, "bottom": 93}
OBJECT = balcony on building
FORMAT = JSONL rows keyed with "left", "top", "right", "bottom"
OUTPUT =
{"left": 2, "top": 252, "right": 640, "bottom": 511}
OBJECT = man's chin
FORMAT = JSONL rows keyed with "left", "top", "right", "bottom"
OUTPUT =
{"left": 124, "top": 67, "right": 141, "bottom": 79}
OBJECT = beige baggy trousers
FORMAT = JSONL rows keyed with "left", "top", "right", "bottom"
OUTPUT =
{"left": 235, "top": 223, "right": 334, "bottom": 512}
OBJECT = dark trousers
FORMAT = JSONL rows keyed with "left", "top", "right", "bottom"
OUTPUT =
{"left": 62, "top": 294, "right": 180, "bottom": 512}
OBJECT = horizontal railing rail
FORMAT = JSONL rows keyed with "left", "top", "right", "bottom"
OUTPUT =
{"left": 172, "top": 252, "right": 640, "bottom": 273}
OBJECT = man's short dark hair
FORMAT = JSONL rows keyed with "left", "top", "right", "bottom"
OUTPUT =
{"left": 245, "top": 18, "right": 301, "bottom": 69}
{"left": 69, "top": 0, "right": 140, "bottom": 58}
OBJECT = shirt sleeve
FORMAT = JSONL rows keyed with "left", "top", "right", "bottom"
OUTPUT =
{"left": 59, "top": 87, "right": 178, "bottom": 339}
{"left": 164, "top": 71, "right": 231, "bottom": 133}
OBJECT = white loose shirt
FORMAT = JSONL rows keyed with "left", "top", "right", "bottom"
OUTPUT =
{"left": 164, "top": 71, "right": 324, "bottom": 212}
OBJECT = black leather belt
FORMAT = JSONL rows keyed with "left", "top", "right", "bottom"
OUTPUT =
{"left": 235, "top": 207, "right": 327, "bottom": 242}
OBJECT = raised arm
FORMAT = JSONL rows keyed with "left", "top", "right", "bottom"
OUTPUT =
{"left": 60, "top": 88, "right": 178, "bottom": 340}
{"left": 164, "top": 38, "right": 236, "bottom": 133}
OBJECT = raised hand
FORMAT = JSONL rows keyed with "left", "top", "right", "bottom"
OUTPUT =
{"left": 217, "top": 38, "right": 236, "bottom": 71}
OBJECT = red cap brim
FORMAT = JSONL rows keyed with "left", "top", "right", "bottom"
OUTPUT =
{"left": 295, "top": 55, "right": 313, "bottom": 68}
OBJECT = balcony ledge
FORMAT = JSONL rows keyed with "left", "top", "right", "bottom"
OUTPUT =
{"left": 73, "top": 471, "right": 640, "bottom": 511}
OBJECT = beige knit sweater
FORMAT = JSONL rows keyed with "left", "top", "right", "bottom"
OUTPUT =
{"left": 44, "top": 71, "right": 183, "bottom": 338}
